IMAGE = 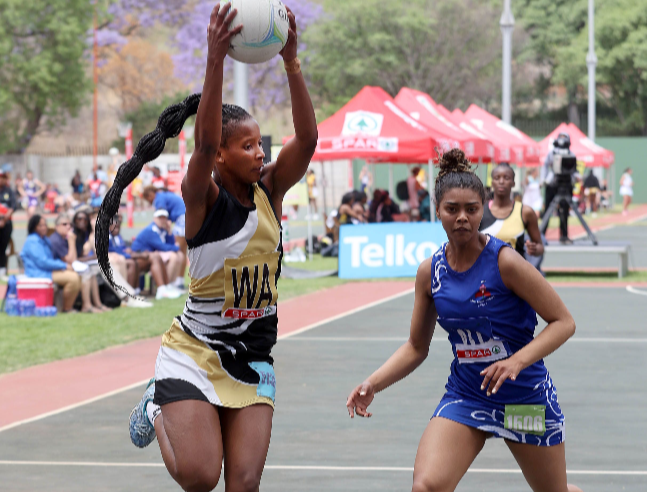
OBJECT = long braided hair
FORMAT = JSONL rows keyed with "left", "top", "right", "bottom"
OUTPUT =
{"left": 95, "top": 93, "right": 252, "bottom": 295}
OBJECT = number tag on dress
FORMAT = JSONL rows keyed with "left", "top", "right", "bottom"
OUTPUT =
{"left": 248, "top": 361, "right": 276, "bottom": 402}
{"left": 504, "top": 405, "right": 545, "bottom": 435}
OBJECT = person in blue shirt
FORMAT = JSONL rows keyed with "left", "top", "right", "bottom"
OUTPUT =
{"left": 109, "top": 214, "right": 175, "bottom": 301}
{"left": 143, "top": 186, "right": 187, "bottom": 288}
{"left": 20, "top": 214, "right": 81, "bottom": 313}
{"left": 346, "top": 149, "right": 582, "bottom": 492}
{"left": 131, "top": 209, "right": 184, "bottom": 299}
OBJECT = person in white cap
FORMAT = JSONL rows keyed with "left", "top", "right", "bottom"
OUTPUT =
{"left": 130, "top": 209, "right": 185, "bottom": 299}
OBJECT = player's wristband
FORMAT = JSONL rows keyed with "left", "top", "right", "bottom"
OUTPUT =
{"left": 284, "top": 57, "right": 301, "bottom": 75}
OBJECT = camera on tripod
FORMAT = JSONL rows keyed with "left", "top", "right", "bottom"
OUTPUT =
{"left": 551, "top": 132, "right": 577, "bottom": 193}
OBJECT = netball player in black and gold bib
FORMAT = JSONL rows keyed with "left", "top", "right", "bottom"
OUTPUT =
{"left": 480, "top": 164, "right": 544, "bottom": 258}
{"left": 118, "top": 5, "right": 317, "bottom": 491}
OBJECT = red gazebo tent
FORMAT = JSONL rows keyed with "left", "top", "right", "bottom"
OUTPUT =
{"left": 445, "top": 108, "right": 510, "bottom": 164}
{"left": 463, "top": 105, "right": 541, "bottom": 166}
{"left": 539, "top": 123, "right": 614, "bottom": 168}
{"left": 293, "top": 86, "right": 439, "bottom": 163}
{"left": 394, "top": 88, "right": 496, "bottom": 162}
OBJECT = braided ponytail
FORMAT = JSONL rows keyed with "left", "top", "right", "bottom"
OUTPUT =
{"left": 95, "top": 93, "right": 201, "bottom": 295}
{"left": 434, "top": 148, "right": 485, "bottom": 206}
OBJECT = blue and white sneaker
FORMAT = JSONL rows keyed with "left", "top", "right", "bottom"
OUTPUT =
{"left": 129, "top": 378, "right": 157, "bottom": 448}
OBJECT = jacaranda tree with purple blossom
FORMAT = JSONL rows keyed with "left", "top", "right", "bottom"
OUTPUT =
{"left": 103, "top": 0, "right": 322, "bottom": 111}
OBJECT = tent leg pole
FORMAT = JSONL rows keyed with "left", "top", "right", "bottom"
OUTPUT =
{"left": 307, "top": 203, "right": 313, "bottom": 261}
{"left": 428, "top": 158, "right": 435, "bottom": 222}
{"left": 389, "top": 164, "right": 394, "bottom": 197}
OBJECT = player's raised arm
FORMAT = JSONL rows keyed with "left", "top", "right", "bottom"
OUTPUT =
{"left": 262, "top": 6, "right": 318, "bottom": 202}
{"left": 182, "top": 3, "right": 242, "bottom": 238}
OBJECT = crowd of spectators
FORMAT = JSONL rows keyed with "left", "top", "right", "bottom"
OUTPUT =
{"left": 318, "top": 163, "right": 616, "bottom": 257}
{"left": 0, "top": 158, "right": 189, "bottom": 312}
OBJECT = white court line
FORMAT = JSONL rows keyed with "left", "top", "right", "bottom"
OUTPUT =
{"left": 627, "top": 286, "right": 647, "bottom": 296}
{"left": 0, "top": 288, "right": 414, "bottom": 434}
{"left": 0, "top": 380, "right": 149, "bottom": 434}
{"left": 282, "top": 337, "right": 647, "bottom": 343}
{"left": 0, "top": 462, "right": 644, "bottom": 476}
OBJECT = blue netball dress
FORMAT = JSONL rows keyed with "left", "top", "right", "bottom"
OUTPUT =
{"left": 430, "top": 236, "right": 565, "bottom": 446}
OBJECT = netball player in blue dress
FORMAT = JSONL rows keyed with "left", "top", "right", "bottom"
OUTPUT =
{"left": 346, "top": 149, "right": 583, "bottom": 492}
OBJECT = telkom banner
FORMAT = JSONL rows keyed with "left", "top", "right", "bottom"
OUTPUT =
{"left": 339, "top": 223, "right": 448, "bottom": 279}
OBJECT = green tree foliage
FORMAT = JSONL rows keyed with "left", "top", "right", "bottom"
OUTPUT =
{"left": 590, "top": 0, "right": 647, "bottom": 135}
{"left": 0, "top": 0, "right": 93, "bottom": 153}
{"left": 303, "top": 0, "right": 502, "bottom": 117}
{"left": 516, "top": 0, "right": 588, "bottom": 122}
{"left": 112, "top": 92, "right": 194, "bottom": 153}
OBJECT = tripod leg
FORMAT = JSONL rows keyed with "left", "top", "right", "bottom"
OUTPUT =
{"left": 540, "top": 199, "right": 559, "bottom": 236}
{"left": 566, "top": 197, "right": 598, "bottom": 245}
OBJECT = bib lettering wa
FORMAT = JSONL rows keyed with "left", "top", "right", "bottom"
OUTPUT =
{"left": 222, "top": 252, "right": 280, "bottom": 319}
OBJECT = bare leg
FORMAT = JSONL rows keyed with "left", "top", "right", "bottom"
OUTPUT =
{"left": 81, "top": 278, "right": 101, "bottom": 313}
{"left": 149, "top": 253, "right": 169, "bottom": 286}
{"left": 109, "top": 253, "right": 128, "bottom": 280}
{"left": 155, "top": 400, "right": 223, "bottom": 492}
{"left": 166, "top": 252, "right": 183, "bottom": 282}
{"left": 126, "top": 259, "right": 138, "bottom": 288}
{"left": 411, "top": 417, "right": 487, "bottom": 492}
{"left": 90, "top": 276, "right": 110, "bottom": 311}
{"left": 220, "top": 404, "right": 273, "bottom": 492}
{"left": 506, "top": 440, "right": 582, "bottom": 492}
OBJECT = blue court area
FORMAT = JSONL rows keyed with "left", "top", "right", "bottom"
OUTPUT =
{"left": 0, "top": 284, "right": 645, "bottom": 491}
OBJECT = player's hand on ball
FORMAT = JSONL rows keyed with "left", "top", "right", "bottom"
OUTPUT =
{"left": 346, "top": 381, "right": 375, "bottom": 418}
{"left": 480, "top": 357, "right": 524, "bottom": 396}
{"left": 279, "top": 6, "right": 297, "bottom": 62}
{"left": 207, "top": 2, "right": 243, "bottom": 63}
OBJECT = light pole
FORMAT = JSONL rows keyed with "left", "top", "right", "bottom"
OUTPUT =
{"left": 500, "top": 0, "right": 515, "bottom": 124}
{"left": 234, "top": 61, "right": 249, "bottom": 110}
{"left": 586, "top": 0, "right": 597, "bottom": 141}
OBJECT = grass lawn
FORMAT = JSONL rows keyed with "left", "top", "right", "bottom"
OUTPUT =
{"left": 0, "top": 258, "right": 353, "bottom": 375}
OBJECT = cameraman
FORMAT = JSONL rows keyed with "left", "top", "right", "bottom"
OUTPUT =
{"left": 541, "top": 132, "right": 577, "bottom": 245}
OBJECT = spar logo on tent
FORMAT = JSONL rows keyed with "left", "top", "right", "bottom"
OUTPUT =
{"left": 342, "top": 111, "right": 384, "bottom": 136}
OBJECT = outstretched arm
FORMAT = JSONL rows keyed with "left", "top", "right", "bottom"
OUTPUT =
{"left": 262, "top": 7, "right": 318, "bottom": 204}
{"left": 346, "top": 260, "right": 437, "bottom": 417}
{"left": 181, "top": 3, "right": 242, "bottom": 239}
{"left": 523, "top": 205, "right": 544, "bottom": 256}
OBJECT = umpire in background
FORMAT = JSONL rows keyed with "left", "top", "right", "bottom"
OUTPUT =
{"left": 541, "top": 132, "right": 574, "bottom": 245}
{"left": 0, "top": 170, "right": 16, "bottom": 278}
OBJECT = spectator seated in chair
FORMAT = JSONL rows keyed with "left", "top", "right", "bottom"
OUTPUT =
{"left": 130, "top": 209, "right": 184, "bottom": 300}
{"left": 142, "top": 185, "right": 187, "bottom": 288}
{"left": 20, "top": 214, "right": 81, "bottom": 313}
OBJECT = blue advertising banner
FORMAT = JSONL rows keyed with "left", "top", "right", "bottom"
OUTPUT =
{"left": 339, "top": 223, "right": 448, "bottom": 279}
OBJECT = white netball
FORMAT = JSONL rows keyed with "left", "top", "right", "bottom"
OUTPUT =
{"left": 225, "top": 0, "right": 290, "bottom": 64}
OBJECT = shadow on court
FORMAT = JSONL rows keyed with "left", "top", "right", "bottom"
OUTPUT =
{"left": 0, "top": 283, "right": 646, "bottom": 491}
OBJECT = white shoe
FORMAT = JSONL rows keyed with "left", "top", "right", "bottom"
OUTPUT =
{"left": 165, "top": 285, "right": 184, "bottom": 299}
{"left": 126, "top": 297, "right": 154, "bottom": 308}
{"left": 155, "top": 285, "right": 182, "bottom": 300}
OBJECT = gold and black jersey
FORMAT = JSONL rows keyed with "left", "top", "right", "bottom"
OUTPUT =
{"left": 172, "top": 181, "right": 282, "bottom": 364}
{"left": 479, "top": 201, "right": 526, "bottom": 256}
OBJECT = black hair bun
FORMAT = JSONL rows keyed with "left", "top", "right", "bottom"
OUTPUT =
{"left": 437, "top": 148, "right": 472, "bottom": 177}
